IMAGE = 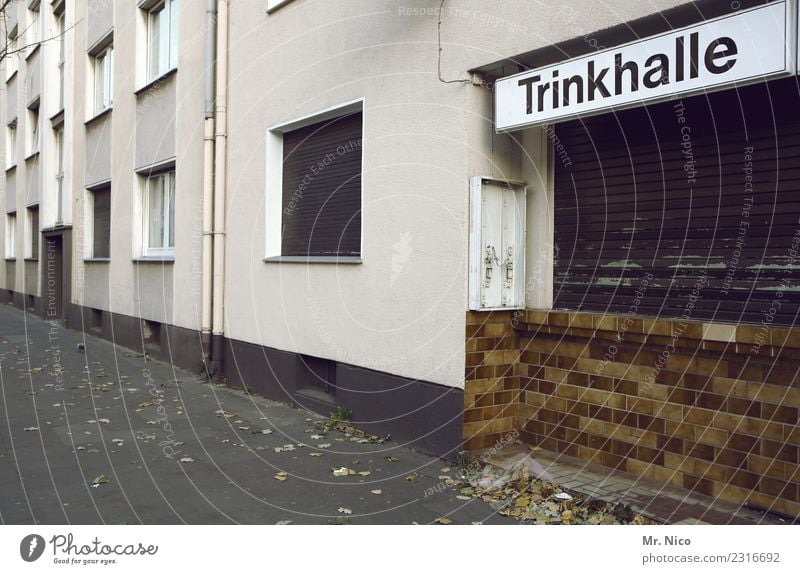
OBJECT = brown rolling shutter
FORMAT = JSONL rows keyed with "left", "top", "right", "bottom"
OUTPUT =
{"left": 553, "top": 76, "right": 800, "bottom": 326}
{"left": 281, "top": 111, "right": 362, "bottom": 257}
{"left": 93, "top": 188, "right": 111, "bottom": 259}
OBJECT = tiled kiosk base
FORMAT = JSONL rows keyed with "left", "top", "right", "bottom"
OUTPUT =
{"left": 465, "top": 310, "right": 800, "bottom": 518}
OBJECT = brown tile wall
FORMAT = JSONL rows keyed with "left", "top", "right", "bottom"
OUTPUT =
{"left": 464, "top": 310, "right": 800, "bottom": 518}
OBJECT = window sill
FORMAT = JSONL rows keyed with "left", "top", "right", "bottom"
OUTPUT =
{"left": 6, "top": 70, "right": 17, "bottom": 83}
{"left": 85, "top": 107, "right": 112, "bottom": 126}
{"left": 25, "top": 43, "right": 41, "bottom": 61}
{"left": 5, "top": 164, "right": 17, "bottom": 173}
{"left": 134, "top": 68, "right": 177, "bottom": 96}
{"left": 4, "top": 257, "right": 16, "bottom": 262}
{"left": 24, "top": 151, "right": 39, "bottom": 161}
{"left": 266, "top": 0, "right": 295, "bottom": 14}
{"left": 23, "top": 257, "right": 39, "bottom": 262}
{"left": 133, "top": 256, "right": 175, "bottom": 263}
{"left": 263, "top": 255, "right": 362, "bottom": 264}
{"left": 84, "top": 257, "right": 110, "bottom": 263}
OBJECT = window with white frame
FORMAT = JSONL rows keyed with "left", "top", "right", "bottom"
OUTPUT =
{"left": 54, "top": 126, "right": 64, "bottom": 223}
{"left": 27, "top": 103, "right": 39, "bottom": 156}
{"left": 56, "top": 12, "right": 65, "bottom": 109}
{"left": 141, "top": 171, "right": 175, "bottom": 256}
{"left": 5, "top": 212, "right": 16, "bottom": 259}
{"left": 27, "top": 2, "right": 41, "bottom": 53}
{"left": 6, "top": 121, "right": 17, "bottom": 168}
{"left": 6, "top": 30, "right": 18, "bottom": 79}
{"left": 25, "top": 205, "right": 39, "bottom": 259}
{"left": 267, "top": 0, "right": 295, "bottom": 12}
{"left": 145, "top": 0, "right": 179, "bottom": 82}
{"left": 91, "top": 44, "right": 114, "bottom": 115}
{"left": 266, "top": 102, "right": 363, "bottom": 259}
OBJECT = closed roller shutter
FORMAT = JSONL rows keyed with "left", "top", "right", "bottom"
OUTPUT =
{"left": 281, "top": 112, "right": 362, "bottom": 257}
{"left": 553, "top": 76, "right": 800, "bottom": 325}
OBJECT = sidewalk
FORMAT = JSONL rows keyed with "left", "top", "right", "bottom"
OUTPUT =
{"left": 0, "top": 305, "right": 512, "bottom": 525}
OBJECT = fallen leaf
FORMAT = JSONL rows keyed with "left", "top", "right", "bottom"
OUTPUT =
{"left": 260, "top": 429, "right": 273, "bottom": 435}
{"left": 435, "top": 517, "right": 452, "bottom": 525}
{"left": 317, "top": 443, "right": 331, "bottom": 449}
{"left": 179, "top": 457, "right": 195, "bottom": 463}
{"left": 275, "top": 520, "right": 292, "bottom": 525}
{"left": 92, "top": 475, "right": 109, "bottom": 485}
{"left": 337, "top": 507, "right": 352, "bottom": 515}
{"left": 310, "top": 434, "right": 324, "bottom": 440}
{"left": 357, "top": 471, "right": 371, "bottom": 477}
{"left": 274, "top": 472, "right": 288, "bottom": 482}
{"left": 333, "top": 467, "right": 352, "bottom": 477}
{"left": 385, "top": 456, "right": 399, "bottom": 462}
{"left": 238, "top": 426, "right": 250, "bottom": 431}
{"left": 23, "top": 426, "right": 39, "bottom": 431}
{"left": 309, "top": 452, "right": 324, "bottom": 457}
{"left": 405, "top": 474, "right": 418, "bottom": 483}
{"left": 456, "top": 495, "right": 471, "bottom": 501}
{"left": 370, "top": 489, "right": 382, "bottom": 495}
{"left": 98, "top": 418, "right": 111, "bottom": 424}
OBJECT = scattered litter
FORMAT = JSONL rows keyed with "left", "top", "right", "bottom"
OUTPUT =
{"left": 91, "top": 475, "right": 109, "bottom": 488}
{"left": 111, "top": 438, "right": 124, "bottom": 444}
{"left": 405, "top": 474, "right": 418, "bottom": 483}
{"left": 333, "top": 467, "right": 354, "bottom": 477}
{"left": 98, "top": 418, "right": 110, "bottom": 424}
{"left": 435, "top": 517, "right": 453, "bottom": 525}
{"left": 274, "top": 472, "right": 288, "bottom": 482}
{"left": 337, "top": 507, "right": 352, "bottom": 515}
{"left": 179, "top": 457, "right": 195, "bottom": 463}
{"left": 260, "top": 429, "right": 273, "bottom": 435}
{"left": 554, "top": 492, "right": 573, "bottom": 501}
{"left": 309, "top": 453, "right": 324, "bottom": 457}
{"left": 385, "top": 456, "right": 399, "bottom": 462}
{"left": 23, "top": 426, "right": 39, "bottom": 432}
{"left": 238, "top": 426, "right": 250, "bottom": 431}
{"left": 310, "top": 434, "right": 324, "bottom": 440}
{"left": 275, "top": 520, "right": 292, "bottom": 525}
{"left": 316, "top": 443, "right": 331, "bottom": 449}
{"left": 357, "top": 471, "right": 371, "bottom": 477}
{"left": 370, "top": 489, "right": 382, "bottom": 495}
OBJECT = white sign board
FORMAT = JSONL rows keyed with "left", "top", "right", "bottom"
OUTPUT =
{"left": 495, "top": 1, "right": 793, "bottom": 131}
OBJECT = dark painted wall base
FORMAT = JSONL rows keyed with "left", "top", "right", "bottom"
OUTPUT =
{"left": 3, "top": 290, "right": 465, "bottom": 459}
{"left": 222, "top": 337, "right": 465, "bottom": 460}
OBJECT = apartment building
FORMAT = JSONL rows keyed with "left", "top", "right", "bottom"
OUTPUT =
{"left": 2, "top": 0, "right": 209, "bottom": 371}
{"left": 1, "top": 0, "right": 798, "bottom": 518}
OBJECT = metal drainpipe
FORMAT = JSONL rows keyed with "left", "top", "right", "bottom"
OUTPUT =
{"left": 201, "top": 0, "right": 217, "bottom": 374}
{"left": 211, "top": 0, "right": 229, "bottom": 372}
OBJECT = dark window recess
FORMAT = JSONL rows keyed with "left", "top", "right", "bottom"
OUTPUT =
{"left": 553, "top": 76, "right": 800, "bottom": 326}
{"left": 26, "top": 294, "right": 34, "bottom": 311}
{"left": 142, "top": 319, "right": 161, "bottom": 353}
{"left": 281, "top": 111, "right": 362, "bottom": 257}
{"left": 29, "top": 206, "right": 39, "bottom": 259}
{"left": 90, "top": 308, "right": 102, "bottom": 332}
{"left": 297, "top": 354, "right": 337, "bottom": 398}
{"left": 92, "top": 188, "right": 111, "bottom": 258}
